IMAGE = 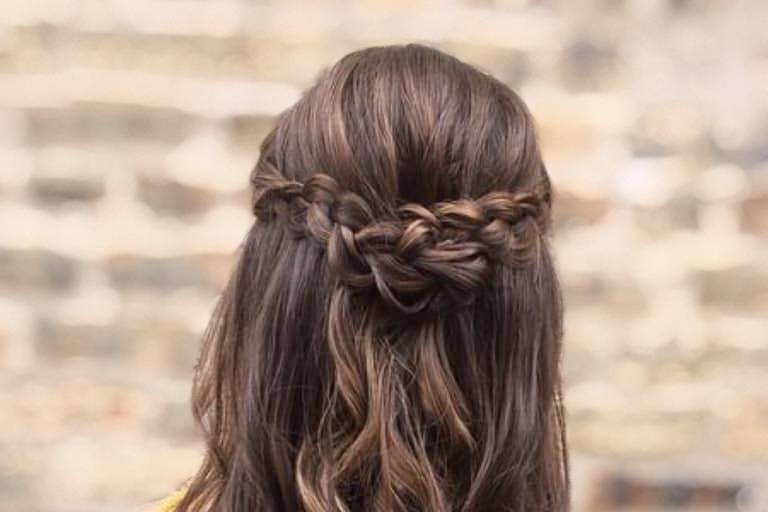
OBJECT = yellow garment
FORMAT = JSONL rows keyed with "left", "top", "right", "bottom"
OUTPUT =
{"left": 150, "top": 488, "right": 186, "bottom": 512}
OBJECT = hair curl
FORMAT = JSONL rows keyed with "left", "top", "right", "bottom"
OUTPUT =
{"left": 177, "top": 43, "right": 569, "bottom": 512}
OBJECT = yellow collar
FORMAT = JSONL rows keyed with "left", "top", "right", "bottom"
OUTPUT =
{"left": 150, "top": 488, "right": 186, "bottom": 512}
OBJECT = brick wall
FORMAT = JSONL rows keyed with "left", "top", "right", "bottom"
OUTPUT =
{"left": 0, "top": 1, "right": 766, "bottom": 511}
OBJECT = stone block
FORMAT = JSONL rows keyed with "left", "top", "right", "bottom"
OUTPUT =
{"left": 739, "top": 172, "right": 768, "bottom": 235}
{"left": 36, "top": 317, "right": 128, "bottom": 361}
{"left": 0, "top": 248, "right": 79, "bottom": 291}
{"left": 24, "top": 105, "right": 193, "bottom": 146}
{"left": 137, "top": 173, "right": 215, "bottom": 217}
{"left": 552, "top": 188, "right": 610, "bottom": 229}
{"left": 105, "top": 254, "right": 222, "bottom": 292}
{"left": 698, "top": 264, "right": 768, "bottom": 312}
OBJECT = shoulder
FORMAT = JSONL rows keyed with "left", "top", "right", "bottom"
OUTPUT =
{"left": 148, "top": 488, "right": 186, "bottom": 512}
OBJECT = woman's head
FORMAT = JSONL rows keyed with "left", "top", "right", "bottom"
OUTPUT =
{"left": 179, "top": 44, "right": 568, "bottom": 511}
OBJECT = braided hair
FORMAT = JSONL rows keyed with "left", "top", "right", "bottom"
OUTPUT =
{"left": 252, "top": 169, "right": 550, "bottom": 315}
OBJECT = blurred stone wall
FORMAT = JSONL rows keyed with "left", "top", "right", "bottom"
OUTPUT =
{"left": 0, "top": 0, "right": 766, "bottom": 511}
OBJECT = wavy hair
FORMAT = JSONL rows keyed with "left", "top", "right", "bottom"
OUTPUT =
{"left": 176, "top": 44, "right": 568, "bottom": 512}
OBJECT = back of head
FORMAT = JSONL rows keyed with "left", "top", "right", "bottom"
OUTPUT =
{"left": 178, "top": 44, "right": 568, "bottom": 512}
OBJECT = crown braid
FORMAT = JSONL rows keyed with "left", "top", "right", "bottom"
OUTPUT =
{"left": 252, "top": 169, "right": 549, "bottom": 315}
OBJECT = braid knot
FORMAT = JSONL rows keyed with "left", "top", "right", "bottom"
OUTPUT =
{"left": 252, "top": 172, "right": 548, "bottom": 314}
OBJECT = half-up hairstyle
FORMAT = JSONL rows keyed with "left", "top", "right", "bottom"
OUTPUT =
{"left": 177, "top": 43, "right": 569, "bottom": 512}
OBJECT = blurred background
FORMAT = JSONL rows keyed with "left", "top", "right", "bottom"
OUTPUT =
{"left": 0, "top": 0, "right": 766, "bottom": 511}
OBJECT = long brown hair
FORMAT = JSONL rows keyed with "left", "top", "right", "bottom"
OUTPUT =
{"left": 177, "top": 43, "right": 568, "bottom": 512}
